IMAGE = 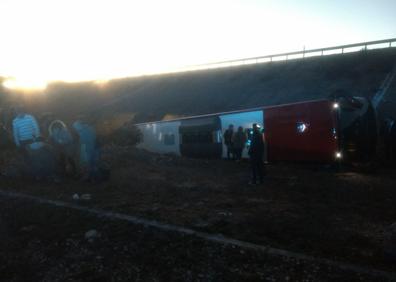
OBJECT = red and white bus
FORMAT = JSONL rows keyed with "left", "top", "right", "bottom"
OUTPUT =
{"left": 136, "top": 97, "right": 377, "bottom": 163}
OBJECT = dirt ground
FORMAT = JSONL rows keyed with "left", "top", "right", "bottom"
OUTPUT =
{"left": 1, "top": 145, "right": 396, "bottom": 281}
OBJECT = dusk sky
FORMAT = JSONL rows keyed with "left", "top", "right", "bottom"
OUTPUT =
{"left": 1, "top": 0, "right": 395, "bottom": 89}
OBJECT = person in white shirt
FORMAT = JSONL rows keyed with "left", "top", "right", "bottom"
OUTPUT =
{"left": 11, "top": 106, "right": 57, "bottom": 180}
{"left": 12, "top": 106, "right": 41, "bottom": 148}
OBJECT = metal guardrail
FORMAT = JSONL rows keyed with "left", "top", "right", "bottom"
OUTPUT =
{"left": 181, "top": 38, "right": 396, "bottom": 71}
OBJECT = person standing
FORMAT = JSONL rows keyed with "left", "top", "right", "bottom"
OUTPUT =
{"left": 72, "top": 116, "right": 99, "bottom": 181}
{"left": 233, "top": 126, "right": 247, "bottom": 161}
{"left": 12, "top": 106, "right": 57, "bottom": 180}
{"left": 49, "top": 119, "right": 76, "bottom": 176}
{"left": 12, "top": 106, "right": 41, "bottom": 148}
{"left": 223, "top": 124, "right": 234, "bottom": 160}
{"left": 248, "top": 123, "right": 266, "bottom": 184}
{"left": 390, "top": 120, "right": 396, "bottom": 164}
{"left": 39, "top": 112, "right": 56, "bottom": 140}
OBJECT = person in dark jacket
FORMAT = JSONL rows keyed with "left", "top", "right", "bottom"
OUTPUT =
{"left": 248, "top": 123, "right": 266, "bottom": 184}
{"left": 49, "top": 119, "right": 76, "bottom": 176}
{"left": 223, "top": 124, "right": 235, "bottom": 160}
{"left": 233, "top": 126, "right": 247, "bottom": 161}
{"left": 390, "top": 120, "right": 396, "bottom": 164}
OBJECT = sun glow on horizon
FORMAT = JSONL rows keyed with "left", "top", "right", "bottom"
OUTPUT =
{"left": 0, "top": 0, "right": 395, "bottom": 90}
{"left": 3, "top": 77, "right": 48, "bottom": 91}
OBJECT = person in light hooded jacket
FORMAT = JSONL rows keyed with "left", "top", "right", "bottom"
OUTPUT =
{"left": 72, "top": 116, "right": 99, "bottom": 180}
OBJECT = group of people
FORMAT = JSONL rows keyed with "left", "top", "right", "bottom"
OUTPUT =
{"left": 223, "top": 124, "right": 247, "bottom": 161}
{"left": 2, "top": 106, "right": 267, "bottom": 185}
{"left": 2, "top": 106, "right": 101, "bottom": 182}
{"left": 223, "top": 123, "right": 266, "bottom": 185}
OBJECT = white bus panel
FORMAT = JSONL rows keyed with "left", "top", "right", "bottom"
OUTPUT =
{"left": 137, "top": 121, "right": 181, "bottom": 155}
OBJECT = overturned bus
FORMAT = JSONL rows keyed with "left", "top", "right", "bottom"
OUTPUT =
{"left": 136, "top": 97, "right": 377, "bottom": 163}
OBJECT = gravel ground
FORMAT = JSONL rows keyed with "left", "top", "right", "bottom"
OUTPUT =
{"left": 1, "top": 146, "right": 396, "bottom": 281}
{"left": 0, "top": 196, "right": 388, "bottom": 282}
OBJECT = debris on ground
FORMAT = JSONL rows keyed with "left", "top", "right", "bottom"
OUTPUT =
{"left": 384, "top": 222, "right": 396, "bottom": 261}
{"left": 80, "top": 194, "right": 92, "bottom": 200}
{"left": 0, "top": 197, "right": 390, "bottom": 282}
{"left": 0, "top": 146, "right": 396, "bottom": 280}
{"left": 84, "top": 229, "right": 100, "bottom": 243}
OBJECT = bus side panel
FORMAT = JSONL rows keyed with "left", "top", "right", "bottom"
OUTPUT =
{"left": 137, "top": 121, "right": 181, "bottom": 155}
{"left": 179, "top": 116, "right": 222, "bottom": 158}
{"left": 219, "top": 110, "right": 264, "bottom": 159}
{"left": 265, "top": 100, "right": 338, "bottom": 162}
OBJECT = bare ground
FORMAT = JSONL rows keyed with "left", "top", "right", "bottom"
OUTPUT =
{"left": 1, "top": 146, "right": 396, "bottom": 281}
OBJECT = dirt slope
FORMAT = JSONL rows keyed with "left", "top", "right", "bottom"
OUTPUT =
{"left": 4, "top": 48, "right": 396, "bottom": 124}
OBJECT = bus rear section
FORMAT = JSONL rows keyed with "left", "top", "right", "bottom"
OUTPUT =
{"left": 265, "top": 100, "right": 340, "bottom": 162}
{"left": 336, "top": 97, "right": 377, "bottom": 163}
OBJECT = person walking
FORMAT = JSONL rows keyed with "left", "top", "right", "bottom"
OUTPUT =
{"left": 223, "top": 124, "right": 234, "bottom": 160}
{"left": 248, "top": 123, "right": 266, "bottom": 184}
{"left": 233, "top": 126, "right": 247, "bottom": 161}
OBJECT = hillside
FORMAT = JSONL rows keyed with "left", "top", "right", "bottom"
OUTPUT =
{"left": 4, "top": 47, "right": 396, "bottom": 125}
